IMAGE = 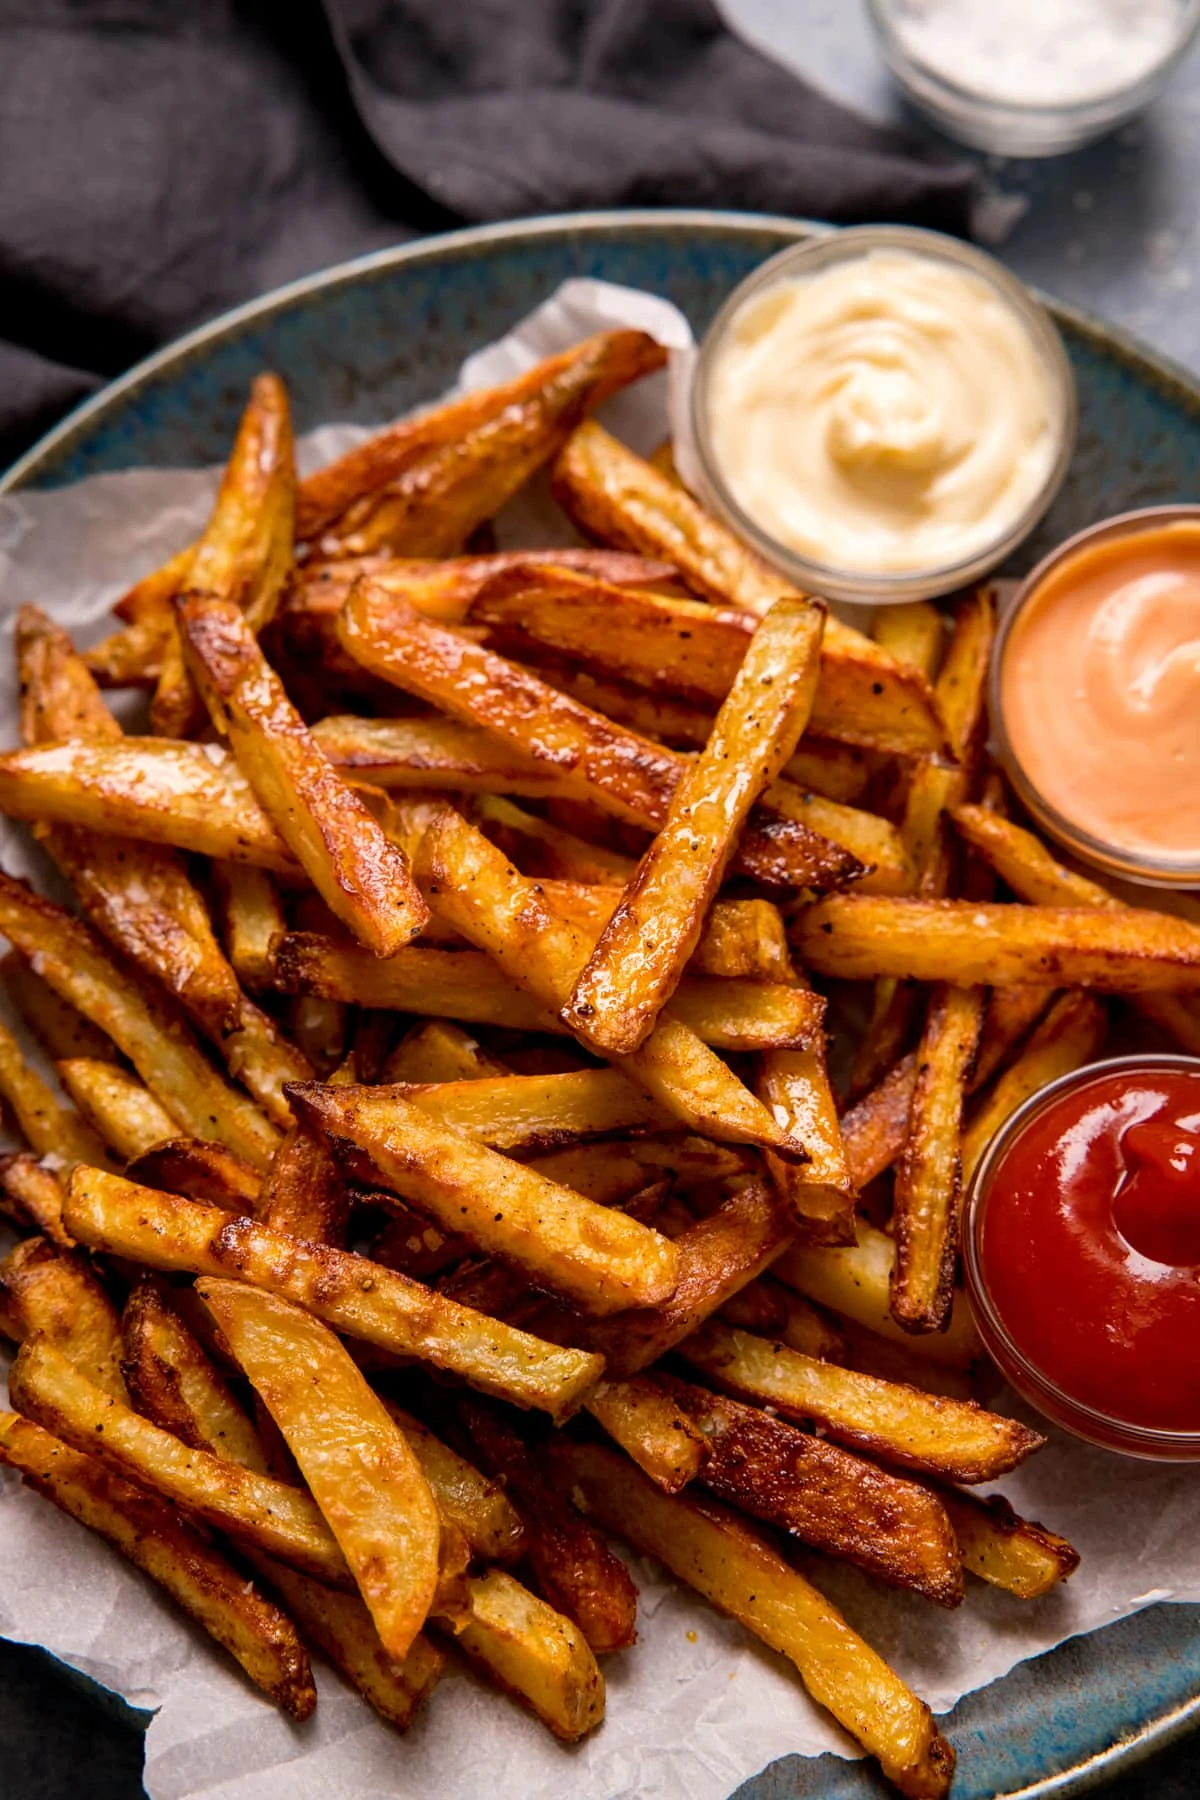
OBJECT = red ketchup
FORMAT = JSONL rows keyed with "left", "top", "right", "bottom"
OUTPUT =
{"left": 978, "top": 1064, "right": 1200, "bottom": 1434}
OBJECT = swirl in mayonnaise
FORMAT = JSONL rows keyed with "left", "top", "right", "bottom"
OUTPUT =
{"left": 706, "top": 248, "right": 1060, "bottom": 575}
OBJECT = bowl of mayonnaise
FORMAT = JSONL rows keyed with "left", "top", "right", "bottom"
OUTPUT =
{"left": 690, "top": 226, "right": 1076, "bottom": 606}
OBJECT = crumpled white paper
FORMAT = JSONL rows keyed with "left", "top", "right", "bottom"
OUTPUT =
{"left": 0, "top": 278, "right": 1197, "bottom": 1800}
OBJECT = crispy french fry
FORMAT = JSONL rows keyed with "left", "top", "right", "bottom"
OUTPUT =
{"left": 258, "top": 1124, "right": 349, "bottom": 1246}
{"left": 952, "top": 803, "right": 1200, "bottom": 1054}
{"left": 0, "top": 875, "right": 280, "bottom": 1168}
{"left": 121, "top": 1278, "right": 271, "bottom": 1471}
{"left": 0, "top": 1412, "right": 316, "bottom": 1718}
{"left": 0, "top": 1016, "right": 109, "bottom": 1167}
{"left": 757, "top": 1044, "right": 855, "bottom": 1244}
{"left": 197, "top": 1282, "right": 442, "bottom": 1661}
{"left": 527, "top": 1137, "right": 749, "bottom": 1205}
{"left": 383, "top": 1019, "right": 511, "bottom": 1085}
{"left": 553, "top": 1439, "right": 953, "bottom": 1799}
{"left": 0, "top": 1236, "right": 126, "bottom": 1398}
{"left": 841, "top": 1055, "right": 918, "bottom": 1189}
{"left": 178, "top": 595, "right": 428, "bottom": 955}
{"left": 451, "top": 1566, "right": 605, "bottom": 1743}
{"left": 583, "top": 1375, "right": 707, "bottom": 1493}
{"left": 381, "top": 1401, "right": 526, "bottom": 1565}
{"left": 84, "top": 615, "right": 169, "bottom": 687}
{"left": 679, "top": 1320, "right": 1041, "bottom": 1483}
{"left": 2, "top": 952, "right": 117, "bottom": 1065}
{"left": 872, "top": 602, "right": 944, "bottom": 679}
{"left": 57, "top": 1060, "right": 177, "bottom": 1163}
{"left": 213, "top": 863, "right": 286, "bottom": 990}
{"left": 900, "top": 591, "right": 995, "bottom": 898}
{"left": 0, "top": 1155, "right": 73, "bottom": 1250}
{"left": 290, "top": 1081, "right": 680, "bottom": 1315}
{"left": 973, "top": 985, "right": 1054, "bottom": 1088}
{"left": 962, "top": 990, "right": 1108, "bottom": 1186}
{"left": 9, "top": 1336, "right": 353, "bottom": 1583}
{"left": 383, "top": 1069, "right": 674, "bottom": 1149}
{"left": 937, "top": 1486, "right": 1080, "bottom": 1600}
{"left": 565, "top": 596, "right": 826, "bottom": 1054}
{"left": 891, "top": 985, "right": 984, "bottom": 1336}
{"left": 125, "top": 1137, "right": 263, "bottom": 1213}
{"left": 660, "top": 1375, "right": 963, "bottom": 1607}
{"left": 794, "top": 895, "right": 1200, "bottom": 992}
{"left": 774, "top": 1220, "right": 980, "bottom": 1369}
{"left": 453, "top": 1396, "right": 638, "bottom": 1653}
{"left": 473, "top": 792, "right": 637, "bottom": 884}
{"left": 338, "top": 586, "right": 861, "bottom": 893}
{"left": 549, "top": 423, "right": 949, "bottom": 760}
{"left": 64, "top": 1169, "right": 604, "bottom": 1419}
{"left": 315, "top": 331, "right": 665, "bottom": 558}
{"left": 720, "top": 1277, "right": 847, "bottom": 1363}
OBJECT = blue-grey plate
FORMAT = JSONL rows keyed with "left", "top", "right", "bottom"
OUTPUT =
{"left": 2, "top": 209, "right": 1198, "bottom": 1800}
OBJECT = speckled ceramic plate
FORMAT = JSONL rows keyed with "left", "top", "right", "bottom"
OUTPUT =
{"left": 3, "top": 210, "right": 1199, "bottom": 1800}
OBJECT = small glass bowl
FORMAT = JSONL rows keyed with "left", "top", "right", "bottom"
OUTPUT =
{"left": 866, "top": 0, "right": 1200, "bottom": 157}
{"left": 690, "top": 227, "right": 1076, "bottom": 607}
{"left": 962, "top": 1054, "right": 1200, "bottom": 1460}
{"left": 991, "top": 503, "right": 1200, "bottom": 892}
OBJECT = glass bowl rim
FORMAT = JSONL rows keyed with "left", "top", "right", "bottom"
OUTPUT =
{"left": 962, "top": 1052, "right": 1200, "bottom": 1456}
{"left": 989, "top": 502, "right": 1200, "bottom": 888}
{"left": 689, "top": 225, "right": 1077, "bottom": 605}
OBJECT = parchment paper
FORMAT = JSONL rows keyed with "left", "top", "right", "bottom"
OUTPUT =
{"left": 0, "top": 279, "right": 1195, "bottom": 1800}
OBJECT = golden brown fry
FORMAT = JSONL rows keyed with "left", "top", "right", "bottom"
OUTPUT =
{"left": 0, "top": 1155, "right": 73, "bottom": 1250}
{"left": 774, "top": 1220, "right": 980, "bottom": 1370}
{"left": 872, "top": 602, "right": 944, "bottom": 680}
{"left": 84, "top": 616, "right": 170, "bottom": 687}
{"left": 891, "top": 984, "right": 984, "bottom": 1335}
{"left": 197, "top": 1281, "right": 441, "bottom": 1661}
{"left": 793, "top": 895, "right": 1200, "bottom": 992}
{"left": 381, "top": 1401, "right": 526, "bottom": 1564}
{"left": 338, "top": 586, "right": 861, "bottom": 893}
{"left": 680, "top": 1320, "right": 1040, "bottom": 1483}
{"left": 316, "top": 331, "right": 665, "bottom": 557}
{"left": 451, "top": 1567, "right": 605, "bottom": 1743}
{"left": 57, "top": 1060, "right": 177, "bottom": 1163}
{"left": 720, "top": 1277, "right": 847, "bottom": 1363}
{"left": 840, "top": 1054, "right": 918, "bottom": 1189}
{"left": 64, "top": 1169, "right": 604, "bottom": 1418}
{"left": 0, "top": 1016, "right": 109, "bottom": 1167}
{"left": 0, "top": 1235, "right": 126, "bottom": 1398}
{"left": 178, "top": 595, "right": 427, "bottom": 955}
{"left": 2, "top": 954, "right": 116, "bottom": 1066}
{"left": 121, "top": 1277, "right": 270, "bottom": 1470}
{"left": 757, "top": 1044, "right": 855, "bottom": 1244}
{"left": 962, "top": 990, "right": 1108, "bottom": 1186}
{"left": 258, "top": 1124, "right": 349, "bottom": 1246}
{"left": 583, "top": 1375, "right": 707, "bottom": 1493}
{"left": 290, "top": 1081, "right": 680, "bottom": 1315}
{"left": 553, "top": 1439, "right": 953, "bottom": 1798}
{"left": 900, "top": 591, "right": 995, "bottom": 897}
{"left": 527, "top": 1137, "right": 749, "bottom": 1206}
{"left": 937, "top": 1486, "right": 1080, "bottom": 1599}
{"left": 213, "top": 863, "right": 286, "bottom": 990}
{"left": 473, "top": 791, "right": 637, "bottom": 884}
{"left": 382, "top": 1018, "right": 511, "bottom": 1085}
{"left": 386, "top": 1069, "right": 673, "bottom": 1149}
{"left": 453, "top": 1396, "right": 638, "bottom": 1653}
{"left": 660, "top": 1375, "right": 963, "bottom": 1607}
{"left": 9, "top": 1336, "right": 353, "bottom": 1583}
{"left": 0, "top": 1412, "right": 316, "bottom": 1718}
{"left": 565, "top": 596, "right": 826, "bottom": 1054}
{"left": 973, "top": 985, "right": 1055, "bottom": 1088}
{"left": 125, "top": 1137, "right": 264, "bottom": 1213}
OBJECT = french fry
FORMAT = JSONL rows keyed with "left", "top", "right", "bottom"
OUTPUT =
{"left": 840, "top": 1054, "right": 918, "bottom": 1189}
{"left": 549, "top": 423, "right": 949, "bottom": 761}
{"left": 9, "top": 1336, "right": 354, "bottom": 1583}
{"left": 196, "top": 1281, "right": 442, "bottom": 1662}
{"left": 565, "top": 597, "right": 826, "bottom": 1054}
{"left": 679, "top": 1320, "right": 1041, "bottom": 1482}
{"left": 411, "top": 807, "right": 809, "bottom": 1158}
{"left": 453, "top": 1396, "right": 638, "bottom": 1653}
{"left": 757, "top": 1044, "right": 855, "bottom": 1244}
{"left": 659, "top": 1376, "right": 963, "bottom": 1607}
{"left": 382, "top": 1069, "right": 674, "bottom": 1149}
{"left": 553, "top": 1439, "right": 954, "bottom": 1798}
{"left": 313, "top": 331, "right": 665, "bottom": 557}
{"left": 0, "top": 1016, "right": 109, "bottom": 1167}
{"left": 891, "top": 984, "right": 984, "bottom": 1335}
{"left": 973, "top": 985, "right": 1054, "bottom": 1088}
{"left": 213, "top": 863, "right": 286, "bottom": 990}
{"left": 380, "top": 1401, "right": 526, "bottom": 1565}
{"left": 952, "top": 803, "right": 1200, "bottom": 1055}
{"left": 2, "top": 952, "right": 117, "bottom": 1065}
{"left": 338, "top": 586, "right": 861, "bottom": 893}
{"left": 64, "top": 1169, "right": 604, "bottom": 1419}
{"left": 473, "top": 791, "right": 637, "bottom": 885}
{"left": 962, "top": 990, "right": 1108, "bottom": 1186}
{"left": 289, "top": 1081, "right": 680, "bottom": 1315}
{"left": 383, "top": 1018, "right": 511, "bottom": 1085}
{"left": 774, "top": 1220, "right": 980, "bottom": 1370}
{"left": 937, "top": 1487, "right": 1080, "bottom": 1600}
{"left": 451, "top": 1566, "right": 605, "bottom": 1743}
{"left": 151, "top": 374, "right": 295, "bottom": 737}
{"left": 0, "top": 1412, "right": 316, "bottom": 1718}
{"left": 0, "top": 874, "right": 280, "bottom": 1171}
{"left": 121, "top": 1278, "right": 271, "bottom": 1470}
{"left": 178, "top": 595, "right": 428, "bottom": 955}
{"left": 125, "top": 1137, "right": 264, "bottom": 1213}
{"left": 0, "top": 1155, "right": 73, "bottom": 1250}
{"left": 720, "top": 1277, "right": 847, "bottom": 1363}
{"left": 793, "top": 895, "right": 1200, "bottom": 992}
{"left": 526, "top": 1136, "right": 749, "bottom": 1206}
{"left": 57, "top": 1060, "right": 177, "bottom": 1163}
{"left": 84, "top": 615, "right": 170, "bottom": 687}
{"left": 583, "top": 1375, "right": 707, "bottom": 1493}
{"left": 0, "top": 1236, "right": 127, "bottom": 1398}
{"left": 258, "top": 1124, "right": 349, "bottom": 1246}
{"left": 900, "top": 591, "right": 995, "bottom": 897}
{"left": 872, "top": 602, "right": 944, "bottom": 680}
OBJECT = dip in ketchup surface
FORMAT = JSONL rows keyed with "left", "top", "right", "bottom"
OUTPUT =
{"left": 979, "top": 1064, "right": 1200, "bottom": 1432}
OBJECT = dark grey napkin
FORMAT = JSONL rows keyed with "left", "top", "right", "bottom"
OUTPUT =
{"left": 0, "top": 0, "right": 973, "bottom": 465}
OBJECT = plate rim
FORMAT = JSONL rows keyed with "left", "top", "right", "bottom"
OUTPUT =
{"left": 1, "top": 203, "right": 1199, "bottom": 1800}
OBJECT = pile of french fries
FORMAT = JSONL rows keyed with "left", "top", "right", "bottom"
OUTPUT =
{"left": 2, "top": 330, "right": 1199, "bottom": 1795}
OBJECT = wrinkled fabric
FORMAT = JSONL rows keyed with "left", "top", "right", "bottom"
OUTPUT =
{"left": 0, "top": 0, "right": 973, "bottom": 463}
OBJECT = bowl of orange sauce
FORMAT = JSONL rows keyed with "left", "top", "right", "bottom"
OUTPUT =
{"left": 992, "top": 504, "right": 1200, "bottom": 887}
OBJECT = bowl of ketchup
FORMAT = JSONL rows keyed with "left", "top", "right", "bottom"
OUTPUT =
{"left": 963, "top": 1054, "right": 1200, "bottom": 1458}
